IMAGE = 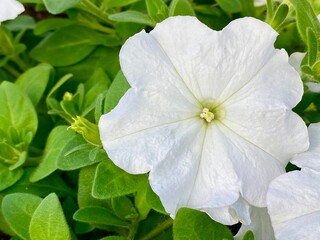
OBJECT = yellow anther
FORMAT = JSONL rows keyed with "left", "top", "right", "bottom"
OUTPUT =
{"left": 200, "top": 108, "right": 214, "bottom": 123}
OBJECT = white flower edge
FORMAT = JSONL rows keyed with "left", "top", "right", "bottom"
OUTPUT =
{"left": 267, "top": 170, "right": 320, "bottom": 240}
{"left": 0, "top": 0, "right": 24, "bottom": 23}
{"left": 291, "top": 123, "right": 320, "bottom": 172}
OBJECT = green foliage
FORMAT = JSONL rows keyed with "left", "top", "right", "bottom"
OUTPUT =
{"left": 173, "top": 208, "right": 233, "bottom": 240}
{"left": 0, "top": 0, "right": 319, "bottom": 239}
{"left": 29, "top": 193, "right": 71, "bottom": 240}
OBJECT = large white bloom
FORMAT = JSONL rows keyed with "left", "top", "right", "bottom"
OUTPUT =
{"left": 99, "top": 16, "right": 308, "bottom": 223}
{"left": 267, "top": 123, "right": 320, "bottom": 240}
{"left": 0, "top": 0, "right": 24, "bottom": 23}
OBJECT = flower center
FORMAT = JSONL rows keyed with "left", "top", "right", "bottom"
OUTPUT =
{"left": 200, "top": 108, "right": 215, "bottom": 123}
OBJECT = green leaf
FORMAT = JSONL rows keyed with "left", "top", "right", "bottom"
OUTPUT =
{"left": 1, "top": 168, "right": 75, "bottom": 197}
{"left": 270, "top": 4, "right": 289, "bottom": 29}
{"left": 3, "top": 15, "right": 36, "bottom": 31}
{"left": 2, "top": 193, "right": 42, "bottom": 240}
{"left": 0, "top": 195, "right": 15, "bottom": 236}
{"left": 239, "top": 0, "right": 255, "bottom": 17}
{"left": 242, "top": 230, "right": 255, "bottom": 240}
{"left": 173, "top": 208, "right": 233, "bottom": 240}
{"left": 57, "top": 146, "right": 106, "bottom": 170}
{"left": 92, "top": 160, "right": 147, "bottom": 199}
{"left": 169, "top": 0, "right": 195, "bottom": 16}
{"left": 29, "top": 193, "right": 71, "bottom": 240}
{"left": 15, "top": 63, "right": 52, "bottom": 107}
{"left": 289, "top": 0, "right": 320, "bottom": 44}
{"left": 215, "top": 0, "right": 241, "bottom": 13}
{"left": 78, "top": 165, "right": 107, "bottom": 208}
{"left": 73, "top": 206, "right": 130, "bottom": 227}
{"left": 30, "top": 25, "right": 108, "bottom": 66}
{"left": 34, "top": 18, "right": 76, "bottom": 35}
{"left": 0, "top": 162, "right": 23, "bottom": 191}
{"left": 100, "top": 237, "right": 128, "bottom": 240}
{"left": 145, "top": 0, "right": 169, "bottom": 22}
{"left": 30, "top": 126, "right": 83, "bottom": 182}
{"left": 103, "top": 71, "right": 130, "bottom": 113}
{"left": 146, "top": 183, "right": 166, "bottom": 214}
{"left": 109, "top": 11, "right": 156, "bottom": 27}
{"left": 134, "top": 183, "right": 151, "bottom": 220}
{"left": 106, "top": 0, "right": 142, "bottom": 7}
{"left": 307, "top": 27, "right": 318, "bottom": 66}
{"left": 43, "top": 0, "right": 80, "bottom": 14}
{"left": 112, "top": 196, "right": 138, "bottom": 220}
{"left": 0, "top": 81, "right": 38, "bottom": 140}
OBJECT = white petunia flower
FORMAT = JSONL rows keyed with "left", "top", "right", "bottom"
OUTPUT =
{"left": 267, "top": 123, "right": 320, "bottom": 240}
{"left": 0, "top": 0, "right": 24, "bottom": 23}
{"left": 99, "top": 16, "right": 308, "bottom": 223}
{"left": 267, "top": 171, "right": 320, "bottom": 239}
{"left": 235, "top": 206, "right": 275, "bottom": 240}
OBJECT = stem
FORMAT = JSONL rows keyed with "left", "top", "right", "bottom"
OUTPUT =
{"left": 139, "top": 218, "right": 173, "bottom": 240}
{"left": 12, "top": 55, "right": 28, "bottom": 71}
{"left": 127, "top": 218, "right": 140, "bottom": 240}
{"left": 3, "top": 64, "right": 20, "bottom": 77}
{"left": 78, "top": 0, "right": 113, "bottom": 25}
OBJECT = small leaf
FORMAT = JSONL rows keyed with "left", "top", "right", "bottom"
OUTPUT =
{"left": 30, "top": 126, "right": 84, "bottom": 182}
{"left": 73, "top": 206, "right": 130, "bottom": 227}
{"left": 169, "top": 0, "right": 195, "bottom": 16}
{"left": 0, "top": 81, "right": 38, "bottom": 140}
{"left": 173, "top": 208, "right": 233, "bottom": 240}
{"left": 242, "top": 230, "right": 255, "bottom": 240}
{"left": 92, "top": 160, "right": 147, "bottom": 199}
{"left": 30, "top": 25, "right": 107, "bottom": 66}
{"left": 0, "top": 162, "right": 23, "bottom": 191}
{"left": 103, "top": 71, "right": 130, "bottom": 114}
{"left": 43, "top": 0, "right": 80, "bottom": 14}
{"left": 34, "top": 18, "right": 76, "bottom": 35}
{"left": 2, "top": 193, "right": 42, "bottom": 240}
{"left": 146, "top": 184, "right": 166, "bottom": 214}
{"left": 0, "top": 196, "right": 15, "bottom": 236}
{"left": 239, "top": 0, "right": 255, "bottom": 17}
{"left": 145, "top": 0, "right": 169, "bottom": 22}
{"left": 270, "top": 4, "right": 289, "bottom": 29}
{"left": 112, "top": 196, "right": 138, "bottom": 220}
{"left": 109, "top": 11, "right": 156, "bottom": 27}
{"left": 307, "top": 27, "right": 318, "bottom": 66}
{"left": 15, "top": 63, "right": 52, "bottom": 106}
{"left": 215, "top": 0, "right": 241, "bottom": 13}
{"left": 29, "top": 193, "right": 71, "bottom": 240}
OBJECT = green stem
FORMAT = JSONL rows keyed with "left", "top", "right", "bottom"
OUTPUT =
{"left": 3, "top": 64, "right": 20, "bottom": 77}
{"left": 139, "top": 218, "right": 174, "bottom": 240}
{"left": 12, "top": 55, "right": 28, "bottom": 71}
{"left": 78, "top": 0, "right": 113, "bottom": 25}
{"left": 127, "top": 218, "right": 140, "bottom": 240}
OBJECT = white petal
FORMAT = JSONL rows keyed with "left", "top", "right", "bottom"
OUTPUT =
{"left": 288, "top": 52, "right": 305, "bottom": 74}
{"left": 267, "top": 170, "right": 320, "bottom": 240}
{"left": 306, "top": 82, "right": 320, "bottom": 93}
{"left": 150, "top": 16, "right": 278, "bottom": 104}
{"left": 217, "top": 124, "right": 285, "bottom": 207}
{"left": 149, "top": 123, "right": 240, "bottom": 215}
{"left": 99, "top": 88, "right": 199, "bottom": 174}
{"left": 205, "top": 197, "right": 251, "bottom": 225}
{"left": 235, "top": 207, "right": 275, "bottom": 240}
{"left": 221, "top": 49, "right": 308, "bottom": 163}
{"left": 0, "top": 0, "right": 24, "bottom": 23}
{"left": 291, "top": 123, "right": 320, "bottom": 171}
{"left": 120, "top": 28, "right": 200, "bottom": 106}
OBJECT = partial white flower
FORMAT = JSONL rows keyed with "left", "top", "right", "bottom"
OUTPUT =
{"left": 99, "top": 16, "right": 308, "bottom": 223}
{"left": 291, "top": 123, "right": 320, "bottom": 172}
{"left": 0, "top": 0, "right": 24, "bottom": 23}
{"left": 267, "top": 170, "right": 320, "bottom": 240}
{"left": 235, "top": 206, "right": 275, "bottom": 240}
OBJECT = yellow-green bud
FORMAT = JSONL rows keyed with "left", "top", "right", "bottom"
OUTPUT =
{"left": 63, "top": 92, "right": 73, "bottom": 101}
{"left": 69, "top": 116, "right": 101, "bottom": 146}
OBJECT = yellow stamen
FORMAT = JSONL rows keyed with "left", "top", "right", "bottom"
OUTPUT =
{"left": 200, "top": 108, "right": 214, "bottom": 123}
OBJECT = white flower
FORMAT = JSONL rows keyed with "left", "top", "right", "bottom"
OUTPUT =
{"left": 268, "top": 170, "right": 320, "bottom": 240}
{"left": 235, "top": 206, "right": 275, "bottom": 240}
{"left": 99, "top": 16, "right": 308, "bottom": 223}
{"left": 267, "top": 123, "right": 320, "bottom": 240}
{"left": 0, "top": 0, "right": 24, "bottom": 23}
